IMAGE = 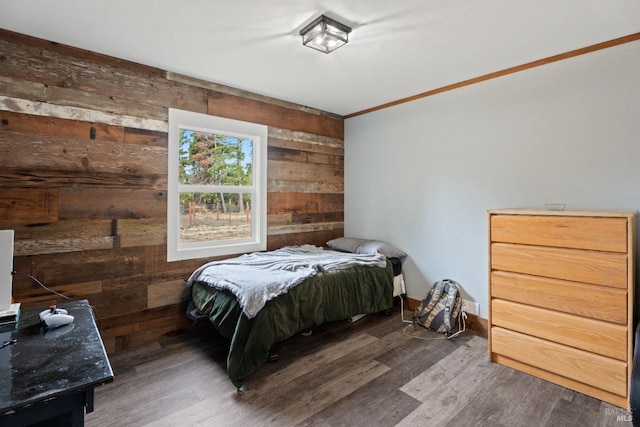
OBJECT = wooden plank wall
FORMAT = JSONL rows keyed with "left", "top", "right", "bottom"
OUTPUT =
{"left": 0, "top": 29, "right": 345, "bottom": 353}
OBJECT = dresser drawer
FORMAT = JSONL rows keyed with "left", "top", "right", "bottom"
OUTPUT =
{"left": 491, "top": 243, "right": 628, "bottom": 288}
{"left": 490, "top": 215, "right": 628, "bottom": 252}
{"left": 490, "top": 271, "right": 627, "bottom": 324}
{"left": 491, "top": 327, "right": 627, "bottom": 397}
{"left": 491, "top": 299, "right": 627, "bottom": 360}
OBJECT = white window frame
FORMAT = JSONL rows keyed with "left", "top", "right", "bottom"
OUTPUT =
{"left": 167, "top": 108, "right": 267, "bottom": 261}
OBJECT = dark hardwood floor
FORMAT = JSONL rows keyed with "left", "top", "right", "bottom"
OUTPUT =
{"left": 86, "top": 310, "right": 633, "bottom": 427}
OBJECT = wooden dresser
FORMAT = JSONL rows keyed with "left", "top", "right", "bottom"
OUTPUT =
{"left": 488, "top": 209, "right": 637, "bottom": 408}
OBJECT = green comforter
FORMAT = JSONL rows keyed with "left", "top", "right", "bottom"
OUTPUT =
{"left": 190, "top": 260, "right": 394, "bottom": 388}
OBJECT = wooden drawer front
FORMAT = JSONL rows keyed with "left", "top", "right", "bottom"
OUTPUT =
{"left": 491, "top": 243, "right": 627, "bottom": 288}
{"left": 490, "top": 215, "right": 628, "bottom": 252}
{"left": 490, "top": 271, "right": 627, "bottom": 324}
{"left": 491, "top": 299, "right": 627, "bottom": 360}
{"left": 491, "top": 327, "right": 627, "bottom": 397}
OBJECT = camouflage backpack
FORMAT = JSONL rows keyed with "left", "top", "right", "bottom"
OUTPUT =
{"left": 413, "top": 279, "right": 462, "bottom": 335}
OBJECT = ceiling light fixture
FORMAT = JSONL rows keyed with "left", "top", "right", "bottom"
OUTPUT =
{"left": 299, "top": 15, "right": 351, "bottom": 54}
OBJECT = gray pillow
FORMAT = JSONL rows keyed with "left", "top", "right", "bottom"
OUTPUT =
{"left": 327, "top": 237, "right": 407, "bottom": 261}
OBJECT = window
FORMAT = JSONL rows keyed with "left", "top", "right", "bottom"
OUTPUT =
{"left": 167, "top": 109, "right": 267, "bottom": 261}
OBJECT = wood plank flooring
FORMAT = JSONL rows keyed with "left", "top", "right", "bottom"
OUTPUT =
{"left": 85, "top": 310, "right": 633, "bottom": 427}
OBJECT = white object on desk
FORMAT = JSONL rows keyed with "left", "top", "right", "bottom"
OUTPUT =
{"left": 0, "top": 230, "right": 20, "bottom": 321}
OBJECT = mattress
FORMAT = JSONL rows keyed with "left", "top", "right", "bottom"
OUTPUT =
{"left": 189, "top": 259, "right": 394, "bottom": 388}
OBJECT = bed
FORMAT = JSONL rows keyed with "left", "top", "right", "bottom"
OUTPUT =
{"left": 186, "top": 238, "right": 407, "bottom": 389}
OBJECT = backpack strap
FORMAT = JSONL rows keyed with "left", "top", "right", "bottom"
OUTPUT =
{"left": 421, "top": 280, "right": 446, "bottom": 315}
{"left": 442, "top": 279, "right": 460, "bottom": 333}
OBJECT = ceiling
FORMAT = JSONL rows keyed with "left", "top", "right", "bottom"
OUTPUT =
{"left": 1, "top": 1, "right": 639, "bottom": 117}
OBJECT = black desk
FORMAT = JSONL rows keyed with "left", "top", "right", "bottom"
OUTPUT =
{"left": 0, "top": 300, "right": 113, "bottom": 426}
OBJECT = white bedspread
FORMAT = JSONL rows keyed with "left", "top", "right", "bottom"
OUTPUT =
{"left": 186, "top": 245, "right": 387, "bottom": 318}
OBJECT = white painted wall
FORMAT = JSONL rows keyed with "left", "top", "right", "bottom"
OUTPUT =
{"left": 344, "top": 41, "right": 640, "bottom": 319}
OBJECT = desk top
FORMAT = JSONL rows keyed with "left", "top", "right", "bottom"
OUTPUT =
{"left": 0, "top": 299, "right": 114, "bottom": 414}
